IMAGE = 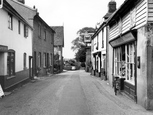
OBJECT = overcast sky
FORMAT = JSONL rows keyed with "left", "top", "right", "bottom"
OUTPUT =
{"left": 25, "top": 0, "right": 124, "bottom": 59}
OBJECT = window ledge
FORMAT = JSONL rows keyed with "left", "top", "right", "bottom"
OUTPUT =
{"left": 124, "top": 80, "right": 135, "bottom": 85}
{"left": 7, "top": 75, "right": 16, "bottom": 80}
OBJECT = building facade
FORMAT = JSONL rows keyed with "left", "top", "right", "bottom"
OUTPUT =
{"left": 91, "top": 0, "right": 116, "bottom": 80}
{"left": 51, "top": 26, "right": 64, "bottom": 73}
{"left": 33, "top": 15, "right": 55, "bottom": 77}
{"left": 7, "top": 0, "right": 55, "bottom": 77}
{"left": 107, "top": 0, "right": 153, "bottom": 110}
{"left": 0, "top": 0, "right": 33, "bottom": 90}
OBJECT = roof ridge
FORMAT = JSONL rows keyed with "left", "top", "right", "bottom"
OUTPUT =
{"left": 9, "top": 0, "right": 37, "bottom": 11}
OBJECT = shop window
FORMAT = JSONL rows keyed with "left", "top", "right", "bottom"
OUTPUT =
{"left": 7, "top": 50, "right": 15, "bottom": 76}
{"left": 114, "top": 43, "right": 135, "bottom": 84}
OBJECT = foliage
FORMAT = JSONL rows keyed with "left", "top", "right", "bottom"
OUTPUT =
{"left": 75, "top": 47, "right": 86, "bottom": 62}
{"left": 54, "top": 53, "right": 60, "bottom": 72}
{"left": 71, "top": 27, "right": 95, "bottom": 62}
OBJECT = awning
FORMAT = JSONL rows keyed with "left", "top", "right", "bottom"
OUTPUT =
{"left": 109, "top": 32, "right": 136, "bottom": 47}
{"left": 0, "top": 45, "right": 8, "bottom": 52}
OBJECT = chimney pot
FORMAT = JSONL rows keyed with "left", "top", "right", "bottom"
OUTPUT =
{"left": 108, "top": 0, "right": 116, "bottom": 13}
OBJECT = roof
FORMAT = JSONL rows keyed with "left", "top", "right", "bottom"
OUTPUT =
{"left": 106, "top": 0, "right": 139, "bottom": 25}
{"left": 35, "top": 14, "right": 55, "bottom": 33}
{"left": 51, "top": 26, "right": 64, "bottom": 47}
{"left": 91, "top": 12, "right": 113, "bottom": 40}
{"left": 103, "top": 12, "right": 112, "bottom": 19}
{"left": 3, "top": 0, "right": 32, "bottom": 29}
{"left": 6, "top": 0, "right": 55, "bottom": 33}
{"left": 6, "top": 0, "right": 37, "bottom": 27}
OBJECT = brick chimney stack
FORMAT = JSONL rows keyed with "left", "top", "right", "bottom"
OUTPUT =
{"left": 16, "top": 0, "right": 25, "bottom": 4}
{"left": 108, "top": 0, "right": 116, "bottom": 13}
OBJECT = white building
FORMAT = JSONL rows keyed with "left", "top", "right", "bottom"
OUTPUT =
{"left": 0, "top": 0, "right": 33, "bottom": 90}
{"left": 91, "top": 0, "right": 116, "bottom": 79}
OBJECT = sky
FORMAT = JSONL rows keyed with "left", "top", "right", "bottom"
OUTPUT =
{"left": 25, "top": 0, "right": 124, "bottom": 59}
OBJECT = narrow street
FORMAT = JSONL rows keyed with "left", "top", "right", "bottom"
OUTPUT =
{"left": 0, "top": 70, "right": 152, "bottom": 115}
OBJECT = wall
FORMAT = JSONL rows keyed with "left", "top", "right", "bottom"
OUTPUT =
{"left": 109, "top": 0, "right": 147, "bottom": 41}
{"left": 33, "top": 16, "right": 54, "bottom": 75}
{"left": 0, "top": 53, "right": 5, "bottom": 75}
{"left": 0, "top": 8, "right": 32, "bottom": 73}
{"left": 137, "top": 26, "right": 148, "bottom": 108}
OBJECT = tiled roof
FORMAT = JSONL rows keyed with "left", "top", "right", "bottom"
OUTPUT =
{"left": 6, "top": 0, "right": 37, "bottom": 27}
{"left": 51, "top": 26, "right": 64, "bottom": 47}
{"left": 4, "top": 0, "right": 32, "bottom": 29}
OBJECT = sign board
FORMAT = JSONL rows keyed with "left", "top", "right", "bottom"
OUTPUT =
{"left": 0, "top": 84, "right": 4, "bottom": 97}
{"left": 84, "top": 35, "right": 91, "bottom": 43}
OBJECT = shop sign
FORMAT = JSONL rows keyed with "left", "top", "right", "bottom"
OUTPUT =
{"left": 109, "top": 32, "right": 135, "bottom": 47}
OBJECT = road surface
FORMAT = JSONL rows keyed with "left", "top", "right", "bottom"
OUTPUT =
{"left": 0, "top": 70, "right": 152, "bottom": 115}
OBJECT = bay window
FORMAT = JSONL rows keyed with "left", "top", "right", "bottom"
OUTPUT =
{"left": 114, "top": 42, "right": 135, "bottom": 84}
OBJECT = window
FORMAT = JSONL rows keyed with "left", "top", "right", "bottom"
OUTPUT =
{"left": 47, "top": 53, "right": 49, "bottom": 67}
{"left": 38, "top": 52, "right": 41, "bottom": 67}
{"left": 102, "top": 30, "right": 104, "bottom": 48}
{"left": 24, "top": 24, "right": 28, "bottom": 38}
{"left": 43, "top": 53, "right": 47, "bottom": 67}
{"left": 38, "top": 24, "right": 41, "bottom": 38}
{"left": 18, "top": 20, "right": 21, "bottom": 34}
{"left": 44, "top": 29, "right": 46, "bottom": 41}
{"left": 8, "top": 13, "right": 13, "bottom": 30}
{"left": 7, "top": 50, "right": 15, "bottom": 76}
{"left": 50, "top": 53, "right": 52, "bottom": 66}
{"left": 23, "top": 53, "right": 26, "bottom": 69}
{"left": 114, "top": 43, "right": 135, "bottom": 84}
{"left": 51, "top": 33, "right": 53, "bottom": 44}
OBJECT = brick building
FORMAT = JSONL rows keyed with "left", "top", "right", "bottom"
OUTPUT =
{"left": 7, "top": 0, "right": 55, "bottom": 77}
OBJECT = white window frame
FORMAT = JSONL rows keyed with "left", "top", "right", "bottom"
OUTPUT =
{"left": 8, "top": 13, "right": 13, "bottom": 30}
{"left": 114, "top": 43, "right": 135, "bottom": 85}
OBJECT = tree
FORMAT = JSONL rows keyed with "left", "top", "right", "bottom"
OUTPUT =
{"left": 54, "top": 53, "right": 60, "bottom": 73}
{"left": 71, "top": 27, "right": 95, "bottom": 62}
{"left": 75, "top": 47, "right": 86, "bottom": 62}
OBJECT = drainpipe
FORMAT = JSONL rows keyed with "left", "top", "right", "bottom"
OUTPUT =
{"left": 134, "top": 40, "right": 137, "bottom": 103}
{"left": 111, "top": 48, "right": 114, "bottom": 87}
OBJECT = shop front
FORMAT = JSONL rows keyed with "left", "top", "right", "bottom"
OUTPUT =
{"left": 110, "top": 31, "right": 137, "bottom": 101}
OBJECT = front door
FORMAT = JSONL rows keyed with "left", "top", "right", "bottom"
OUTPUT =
{"left": 29, "top": 56, "right": 32, "bottom": 79}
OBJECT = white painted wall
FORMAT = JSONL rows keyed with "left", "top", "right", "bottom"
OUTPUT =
{"left": 0, "top": 8, "right": 32, "bottom": 74}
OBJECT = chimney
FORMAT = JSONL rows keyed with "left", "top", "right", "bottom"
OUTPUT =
{"left": 108, "top": 0, "right": 116, "bottom": 13}
{"left": 17, "top": 0, "right": 25, "bottom": 4}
